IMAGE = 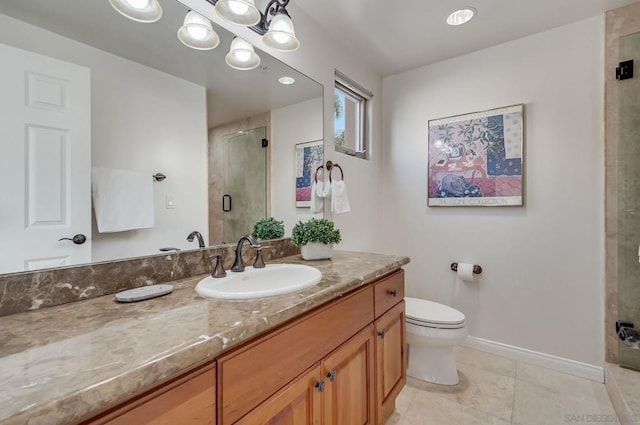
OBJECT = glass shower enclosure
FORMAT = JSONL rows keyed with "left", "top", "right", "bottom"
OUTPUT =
{"left": 617, "top": 32, "right": 640, "bottom": 370}
{"left": 221, "top": 127, "right": 267, "bottom": 244}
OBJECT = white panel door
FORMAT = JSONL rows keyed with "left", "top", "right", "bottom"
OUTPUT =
{"left": 0, "top": 42, "right": 91, "bottom": 274}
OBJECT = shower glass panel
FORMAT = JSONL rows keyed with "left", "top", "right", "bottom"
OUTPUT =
{"left": 222, "top": 127, "right": 267, "bottom": 243}
{"left": 618, "top": 32, "right": 640, "bottom": 369}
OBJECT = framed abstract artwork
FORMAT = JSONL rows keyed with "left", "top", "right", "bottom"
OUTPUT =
{"left": 427, "top": 104, "right": 524, "bottom": 206}
{"left": 295, "top": 140, "right": 324, "bottom": 207}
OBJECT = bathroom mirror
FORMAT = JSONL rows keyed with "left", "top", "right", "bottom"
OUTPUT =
{"left": 0, "top": 0, "right": 323, "bottom": 275}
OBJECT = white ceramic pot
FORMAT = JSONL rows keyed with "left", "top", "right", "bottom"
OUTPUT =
{"left": 300, "top": 242, "right": 333, "bottom": 260}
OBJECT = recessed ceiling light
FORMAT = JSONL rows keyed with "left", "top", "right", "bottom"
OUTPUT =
{"left": 446, "top": 8, "right": 476, "bottom": 26}
{"left": 278, "top": 76, "right": 295, "bottom": 85}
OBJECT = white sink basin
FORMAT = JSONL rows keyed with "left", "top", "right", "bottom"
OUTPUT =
{"left": 195, "top": 264, "right": 322, "bottom": 300}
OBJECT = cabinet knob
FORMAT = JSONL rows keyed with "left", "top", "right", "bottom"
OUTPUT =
{"left": 388, "top": 289, "right": 397, "bottom": 297}
{"left": 377, "top": 331, "right": 385, "bottom": 339}
{"left": 315, "top": 380, "right": 325, "bottom": 393}
{"left": 327, "top": 370, "right": 337, "bottom": 382}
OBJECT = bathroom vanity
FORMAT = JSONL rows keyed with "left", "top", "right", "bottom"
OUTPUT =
{"left": 0, "top": 252, "right": 409, "bottom": 425}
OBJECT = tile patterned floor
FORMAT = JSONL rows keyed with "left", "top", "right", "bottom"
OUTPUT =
{"left": 387, "top": 347, "right": 617, "bottom": 425}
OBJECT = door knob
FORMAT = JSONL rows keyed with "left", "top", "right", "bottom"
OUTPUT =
{"left": 377, "top": 331, "right": 385, "bottom": 338}
{"left": 58, "top": 234, "right": 87, "bottom": 245}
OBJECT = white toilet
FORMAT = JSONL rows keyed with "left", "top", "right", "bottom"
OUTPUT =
{"left": 405, "top": 297, "right": 467, "bottom": 385}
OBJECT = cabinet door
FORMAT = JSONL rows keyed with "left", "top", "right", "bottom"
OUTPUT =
{"left": 322, "top": 325, "right": 375, "bottom": 425}
{"left": 234, "top": 365, "right": 322, "bottom": 425}
{"left": 374, "top": 301, "right": 406, "bottom": 425}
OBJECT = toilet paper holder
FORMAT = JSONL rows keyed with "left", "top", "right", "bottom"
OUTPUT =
{"left": 450, "top": 263, "right": 483, "bottom": 275}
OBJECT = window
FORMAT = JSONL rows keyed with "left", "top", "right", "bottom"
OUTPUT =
{"left": 334, "top": 70, "right": 372, "bottom": 159}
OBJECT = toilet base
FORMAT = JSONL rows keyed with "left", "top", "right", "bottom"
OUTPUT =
{"left": 407, "top": 344, "right": 460, "bottom": 385}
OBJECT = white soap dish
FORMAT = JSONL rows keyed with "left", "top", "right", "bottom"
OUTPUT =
{"left": 115, "top": 284, "right": 173, "bottom": 303}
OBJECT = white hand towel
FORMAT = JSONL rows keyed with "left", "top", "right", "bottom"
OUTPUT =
{"left": 310, "top": 180, "right": 324, "bottom": 213}
{"left": 92, "top": 167, "right": 155, "bottom": 233}
{"left": 331, "top": 180, "right": 351, "bottom": 214}
{"left": 322, "top": 177, "right": 332, "bottom": 198}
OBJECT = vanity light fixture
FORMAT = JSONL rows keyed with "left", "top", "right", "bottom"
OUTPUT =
{"left": 207, "top": 0, "right": 300, "bottom": 52}
{"left": 225, "top": 37, "right": 261, "bottom": 70}
{"left": 178, "top": 10, "right": 220, "bottom": 50}
{"left": 446, "top": 8, "right": 476, "bottom": 26}
{"left": 278, "top": 76, "right": 295, "bottom": 85}
{"left": 108, "top": 0, "right": 163, "bottom": 23}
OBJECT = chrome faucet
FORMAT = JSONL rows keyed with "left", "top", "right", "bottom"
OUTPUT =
{"left": 231, "top": 234, "right": 264, "bottom": 272}
{"left": 187, "top": 231, "right": 205, "bottom": 248}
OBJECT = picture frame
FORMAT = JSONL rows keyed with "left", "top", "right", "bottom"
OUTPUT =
{"left": 295, "top": 140, "right": 324, "bottom": 207}
{"left": 427, "top": 104, "right": 524, "bottom": 206}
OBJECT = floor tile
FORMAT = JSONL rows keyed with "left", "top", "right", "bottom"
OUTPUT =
{"left": 512, "top": 363, "right": 615, "bottom": 425}
{"left": 387, "top": 347, "right": 620, "bottom": 425}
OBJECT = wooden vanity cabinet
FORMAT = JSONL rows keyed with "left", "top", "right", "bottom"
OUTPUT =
{"left": 220, "top": 269, "right": 405, "bottom": 425}
{"left": 83, "top": 269, "right": 405, "bottom": 425}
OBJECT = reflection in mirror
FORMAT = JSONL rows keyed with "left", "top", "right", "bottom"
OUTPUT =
{"left": 0, "top": 0, "right": 323, "bottom": 275}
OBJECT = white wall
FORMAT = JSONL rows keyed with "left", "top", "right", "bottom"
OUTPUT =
{"left": 90, "top": 58, "right": 208, "bottom": 260}
{"left": 271, "top": 97, "right": 324, "bottom": 234}
{"left": 0, "top": 14, "right": 209, "bottom": 261}
{"left": 182, "top": 0, "right": 385, "bottom": 252}
{"left": 382, "top": 17, "right": 605, "bottom": 366}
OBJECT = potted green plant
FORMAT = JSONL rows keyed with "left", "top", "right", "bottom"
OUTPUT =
{"left": 252, "top": 217, "right": 285, "bottom": 241}
{"left": 291, "top": 218, "right": 341, "bottom": 260}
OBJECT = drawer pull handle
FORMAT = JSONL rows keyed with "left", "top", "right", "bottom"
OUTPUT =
{"left": 327, "top": 370, "right": 337, "bottom": 382}
{"left": 315, "top": 380, "right": 325, "bottom": 393}
{"left": 388, "top": 290, "right": 397, "bottom": 297}
{"left": 378, "top": 331, "right": 385, "bottom": 339}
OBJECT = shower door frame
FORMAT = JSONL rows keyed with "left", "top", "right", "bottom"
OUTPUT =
{"left": 605, "top": 2, "right": 640, "bottom": 364}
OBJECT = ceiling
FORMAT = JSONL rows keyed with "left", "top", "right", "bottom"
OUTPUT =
{"left": 293, "top": 0, "right": 638, "bottom": 76}
{"left": 0, "top": 0, "right": 322, "bottom": 127}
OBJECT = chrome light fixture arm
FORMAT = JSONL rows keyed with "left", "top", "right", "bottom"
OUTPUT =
{"left": 250, "top": 0, "right": 290, "bottom": 35}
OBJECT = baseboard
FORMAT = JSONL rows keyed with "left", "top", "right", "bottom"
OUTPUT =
{"left": 463, "top": 336, "right": 604, "bottom": 383}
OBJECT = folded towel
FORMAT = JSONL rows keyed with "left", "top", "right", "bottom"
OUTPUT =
{"left": 310, "top": 180, "right": 324, "bottom": 213}
{"left": 92, "top": 167, "right": 154, "bottom": 233}
{"left": 331, "top": 180, "right": 351, "bottom": 214}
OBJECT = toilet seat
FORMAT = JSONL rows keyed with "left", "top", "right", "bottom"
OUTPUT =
{"left": 405, "top": 297, "right": 466, "bottom": 329}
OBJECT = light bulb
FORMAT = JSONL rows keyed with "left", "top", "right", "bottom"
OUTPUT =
{"left": 126, "top": 0, "right": 149, "bottom": 9}
{"left": 228, "top": 1, "right": 250, "bottom": 15}
{"left": 187, "top": 26, "right": 208, "bottom": 40}
{"left": 272, "top": 33, "right": 290, "bottom": 44}
{"left": 235, "top": 50, "right": 251, "bottom": 62}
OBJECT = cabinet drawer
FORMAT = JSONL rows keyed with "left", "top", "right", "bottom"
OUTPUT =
{"left": 218, "top": 286, "right": 374, "bottom": 425}
{"left": 86, "top": 364, "right": 216, "bottom": 425}
{"left": 374, "top": 270, "right": 404, "bottom": 318}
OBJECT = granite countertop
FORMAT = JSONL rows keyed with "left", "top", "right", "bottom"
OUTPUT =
{"left": 0, "top": 251, "right": 409, "bottom": 425}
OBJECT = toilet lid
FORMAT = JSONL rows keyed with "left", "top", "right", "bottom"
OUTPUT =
{"left": 405, "top": 297, "right": 465, "bottom": 326}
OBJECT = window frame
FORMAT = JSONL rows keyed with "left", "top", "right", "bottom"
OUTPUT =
{"left": 334, "top": 70, "right": 372, "bottom": 159}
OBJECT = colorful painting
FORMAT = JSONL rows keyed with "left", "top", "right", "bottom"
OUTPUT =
{"left": 295, "top": 140, "right": 324, "bottom": 207}
{"left": 428, "top": 105, "right": 524, "bottom": 206}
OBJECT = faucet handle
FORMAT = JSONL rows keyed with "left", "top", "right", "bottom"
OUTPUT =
{"left": 253, "top": 248, "right": 265, "bottom": 269}
{"left": 210, "top": 254, "right": 227, "bottom": 278}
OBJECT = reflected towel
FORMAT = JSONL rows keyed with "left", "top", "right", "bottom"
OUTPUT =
{"left": 331, "top": 180, "right": 351, "bottom": 214}
{"left": 91, "top": 167, "right": 154, "bottom": 233}
{"left": 310, "top": 180, "right": 324, "bottom": 213}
